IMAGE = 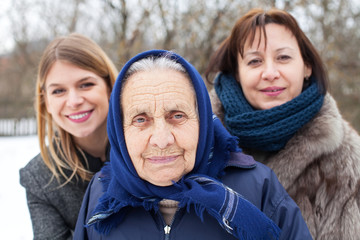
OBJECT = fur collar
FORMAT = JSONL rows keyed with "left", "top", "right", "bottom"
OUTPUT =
{"left": 212, "top": 90, "right": 360, "bottom": 238}
{"left": 265, "top": 94, "right": 343, "bottom": 189}
{"left": 211, "top": 92, "right": 345, "bottom": 189}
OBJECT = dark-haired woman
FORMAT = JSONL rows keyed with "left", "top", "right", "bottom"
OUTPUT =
{"left": 205, "top": 8, "right": 360, "bottom": 240}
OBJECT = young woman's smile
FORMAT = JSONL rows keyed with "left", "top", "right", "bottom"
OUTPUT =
{"left": 45, "top": 61, "right": 110, "bottom": 140}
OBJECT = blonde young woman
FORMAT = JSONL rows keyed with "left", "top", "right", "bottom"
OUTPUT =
{"left": 19, "top": 33, "right": 117, "bottom": 240}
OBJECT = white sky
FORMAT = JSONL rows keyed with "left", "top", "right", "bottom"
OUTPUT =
{"left": 0, "top": 0, "right": 359, "bottom": 55}
{"left": 0, "top": 0, "right": 13, "bottom": 54}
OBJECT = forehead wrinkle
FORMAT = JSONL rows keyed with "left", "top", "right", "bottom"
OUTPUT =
{"left": 128, "top": 82, "right": 192, "bottom": 102}
{"left": 122, "top": 69, "right": 196, "bottom": 118}
{"left": 123, "top": 90, "right": 193, "bottom": 115}
{"left": 124, "top": 100, "right": 153, "bottom": 118}
{"left": 163, "top": 99, "right": 194, "bottom": 112}
{"left": 127, "top": 82, "right": 185, "bottom": 96}
{"left": 124, "top": 68, "right": 194, "bottom": 94}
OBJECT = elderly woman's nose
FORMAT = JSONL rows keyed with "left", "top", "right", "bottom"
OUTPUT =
{"left": 149, "top": 121, "right": 175, "bottom": 149}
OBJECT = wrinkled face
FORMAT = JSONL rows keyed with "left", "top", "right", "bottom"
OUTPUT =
{"left": 238, "top": 23, "right": 312, "bottom": 110}
{"left": 122, "top": 69, "right": 199, "bottom": 186}
{"left": 45, "top": 61, "right": 110, "bottom": 142}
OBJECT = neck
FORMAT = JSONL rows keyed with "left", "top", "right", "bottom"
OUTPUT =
{"left": 74, "top": 122, "right": 108, "bottom": 161}
{"left": 159, "top": 199, "right": 179, "bottom": 225}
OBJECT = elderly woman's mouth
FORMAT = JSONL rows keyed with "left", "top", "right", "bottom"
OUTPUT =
{"left": 147, "top": 156, "right": 179, "bottom": 164}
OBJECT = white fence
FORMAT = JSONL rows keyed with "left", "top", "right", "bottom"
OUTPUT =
{"left": 0, "top": 118, "right": 37, "bottom": 136}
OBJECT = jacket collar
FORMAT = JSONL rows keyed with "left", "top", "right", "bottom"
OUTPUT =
{"left": 226, "top": 152, "right": 257, "bottom": 169}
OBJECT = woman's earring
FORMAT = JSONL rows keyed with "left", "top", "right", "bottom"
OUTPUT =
{"left": 305, "top": 75, "right": 309, "bottom": 81}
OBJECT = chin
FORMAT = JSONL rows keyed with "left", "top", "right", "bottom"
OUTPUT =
{"left": 150, "top": 176, "right": 180, "bottom": 187}
{"left": 262, "top": 102, "right": 284, "bottom": 110}
{"left": 70, "top": 130, "right": 94, "bottom": 139}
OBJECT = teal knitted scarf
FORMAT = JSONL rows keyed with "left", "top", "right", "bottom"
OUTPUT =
{"left": 214, "top": 73, "right": 324, "bottom": 152}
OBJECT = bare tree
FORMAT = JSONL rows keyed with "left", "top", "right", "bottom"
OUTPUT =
{"left": 295, "top": 0, "right": 360, "bottom": 130}
{"left": 1, "top": 0, "right": 359, "bottom": 131}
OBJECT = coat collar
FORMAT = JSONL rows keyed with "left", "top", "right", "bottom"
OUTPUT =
{"left": 265, "top": 94, "right": 343, "bottom": 189}
{"left": 226, "top": 151, "right": 257, "bottom": 169}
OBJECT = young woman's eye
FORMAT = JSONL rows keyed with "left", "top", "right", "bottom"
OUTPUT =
{"left": 80, "top": 82, "right": 95, "bottom": 89}
{"left": 51, "top": 89, "right": 65, "bottom": 95}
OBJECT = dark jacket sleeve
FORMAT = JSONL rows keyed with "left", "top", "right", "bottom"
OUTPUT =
{"left": 75, "top": 171, "right": 112, "bottom": 239}
{"left": 263, "top": 168, "right": 313, "bottom": 240}
{"left": 223, "top": 162, "right": 312, "bottom": 240}
{"left": 73, "top": 175, "right": 95, "bottom": 240}
{"left": 19, "top": 155, "right": 72, "bottom": 240}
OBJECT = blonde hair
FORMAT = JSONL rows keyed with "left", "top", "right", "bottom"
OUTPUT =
{"left": 35, "top": 33, "right": 117, "bottom": 185}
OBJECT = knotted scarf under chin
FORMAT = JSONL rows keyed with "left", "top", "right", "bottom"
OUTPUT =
{"left": 86, "top": 118, "right": 281, "bottom": 239}
{"left": 215, "top": 73, "right": 324, "bottom": 152}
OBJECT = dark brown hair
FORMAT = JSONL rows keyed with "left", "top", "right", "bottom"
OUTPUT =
{"left": 205, "top": 8, "right": 329, "bottom": 94}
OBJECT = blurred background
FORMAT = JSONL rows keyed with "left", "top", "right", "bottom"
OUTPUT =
{"left": 0, "top": 0, "right": 359, "bottom": 133}
{"left": 0, "top": 1, "right": 359, "bottom": 238}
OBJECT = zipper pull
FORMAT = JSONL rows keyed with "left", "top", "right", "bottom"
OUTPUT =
{"left": 164, "top": 225, "right": 171, "bottom": 235}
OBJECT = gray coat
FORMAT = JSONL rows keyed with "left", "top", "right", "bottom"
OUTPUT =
{"left": 211, "top": 91, "right": 360, "bottom": 240}
{"left": 20, "top": 150, "right": 104, "bottom": 240}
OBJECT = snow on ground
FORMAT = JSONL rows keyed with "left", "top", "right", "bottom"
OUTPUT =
{"left": 0, "top": 135, "right": 39, "bottom": 239}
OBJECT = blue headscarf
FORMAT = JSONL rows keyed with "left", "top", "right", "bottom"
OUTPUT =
{"left": 87, "top": 50, "right": 281, "bottom": 239}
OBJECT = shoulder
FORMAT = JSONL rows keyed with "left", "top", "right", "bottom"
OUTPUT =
{"left": 222, "top": 154, "right": 312, "bottom": 239}
{"left": 19, "top": 151, "right": 87, "bottom": 193}
{"left": 222, "top": 152, "right": 293, "bottom": 219}
{"left": 222, "top": 152, "right": 287, "bottom": 211}
{"left": 80, "top": 171, "right": 104, "bottom": 217}
{"left": 19, "top": 153, "right": 53, "bottom": 189}
{"left": 21, "top": 152, "right": 46, "bottom": 172}
{"left": 266, "top": 94, "right": 360, "bottom": 188}
{"left": 224, "top": 151, "right": 276, "bottom": 184}
{"left": 75, "top": 171, "right": 104, "bottom": 235}
{"left": 86, "top": 171, "right": 103, "bottom": 200}
{"left": 292, "top": 93, "right": 350, "bottom": 154}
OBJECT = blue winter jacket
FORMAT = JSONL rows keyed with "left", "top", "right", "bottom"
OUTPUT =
{"left": 74, "top": 152, "right": 312, "bottom": 240}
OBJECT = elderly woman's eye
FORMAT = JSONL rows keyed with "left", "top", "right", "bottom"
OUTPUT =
{"left": 136, "top": 118, "right": 145, "bottom": 123}
{"left": 168, "top": 111, "right": 187, "bottom": 124}
{"left": 132, "top": 115, "right": 148, "bottom": 126}
{"left": 174, "top": 114, "right": 184, "bottom": 119}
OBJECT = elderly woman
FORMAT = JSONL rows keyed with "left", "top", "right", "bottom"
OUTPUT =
{"left": 74, "top": 50, "right": 311, "bottom": 239}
